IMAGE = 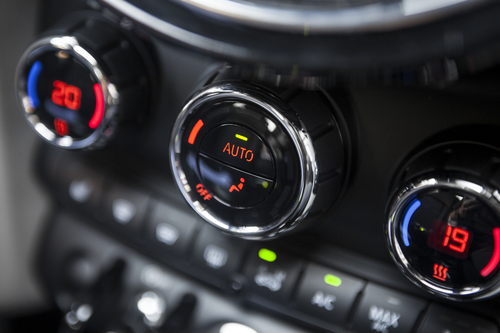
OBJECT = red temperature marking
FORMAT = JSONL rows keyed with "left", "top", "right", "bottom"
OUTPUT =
{"left": 89, "top": 83, "right": 104, "bottom": 129}
{"left": 188, "top": 120, "right": 204, "bottom": 145}
{"left": 481, "top": 228, "right": 500, "bottom": 277}
{"left": 52, "top": 80, "right": 81, "bottom": 110}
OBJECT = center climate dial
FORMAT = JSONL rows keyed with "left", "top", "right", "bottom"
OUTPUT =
{"left": 170, "top": 82, "right": 348, "bottom": 239}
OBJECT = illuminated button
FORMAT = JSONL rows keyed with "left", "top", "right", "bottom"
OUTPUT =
{"left": 198, "top": 155, "right": 273, "bottom": 208}
{"left": 295, "top": 264, "right": 365, "bottom": 326}
{"left": 243, "top": 246, "right": 303, "bottom": 303}
{"left": 199, "top": 124, "right": 275, "bottom": 179}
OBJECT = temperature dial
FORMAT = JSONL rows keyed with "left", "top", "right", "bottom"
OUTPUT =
{"left": 170, "top": 82, "right": 348, "bottom": 239}
{"left": 16, "top": 14, "right": 151, "bottom": 149}
{"left": 387, "top": 143, "right": 500, "bottom": 300}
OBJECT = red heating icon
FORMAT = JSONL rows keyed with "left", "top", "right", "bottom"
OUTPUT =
{"left": 229, "top": 178, "right": 245, "bottom": 193}
{"left": 433, "top": 263, "right": 449, "bottom": 281}
{"left": 54, "top": 118, "right": 69, "bottom": 136}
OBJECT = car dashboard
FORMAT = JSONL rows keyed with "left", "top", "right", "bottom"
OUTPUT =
{"left": 2, "top": 0, "right": 500, "bottom": 332}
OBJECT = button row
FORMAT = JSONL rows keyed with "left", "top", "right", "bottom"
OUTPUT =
{"left": 52, "top": 160, "right": 499, "bottom": 333}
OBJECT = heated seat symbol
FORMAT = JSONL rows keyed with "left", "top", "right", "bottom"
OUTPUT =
{"left": 229, "top": 178, "right": 245, "bottom": 193}
{"left": 433, "top": 263, "right": 448, "bottom": 281}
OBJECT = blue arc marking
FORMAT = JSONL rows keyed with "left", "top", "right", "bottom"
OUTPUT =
{"left": 403, "top": 199, "right": 421, "bottom": 247}
{"left": 27, "top": 61, "right": 43, "bottom": 109}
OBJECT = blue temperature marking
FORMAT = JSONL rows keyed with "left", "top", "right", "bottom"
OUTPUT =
{"left": 27, "top": 61, "right": 43, "bottom": 109}
{"left": 403, "top": 199, "right": 421, "bottom": 247}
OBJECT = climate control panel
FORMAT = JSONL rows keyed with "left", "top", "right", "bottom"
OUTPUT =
{"left": 170, "top": 82, "right": 348, "bottom": 239}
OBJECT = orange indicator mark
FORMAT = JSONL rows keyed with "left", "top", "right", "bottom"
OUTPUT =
{"left": 188, "top": 120, "right": 204, "bottom": 145}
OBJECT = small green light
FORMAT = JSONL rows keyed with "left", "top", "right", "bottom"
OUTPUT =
{"left": 258, "top": 248, "right": 276, "bottom": 262}
{"left": 420, "top": 227, "right": 425, "bottom": 232}
{"left": 324, "top": 274, "right": 342, "bottom": 287}
{"left": 262, "top": 181, "right": 269, "bottom": 189}
{"left": 235, "top": 134, "right": 248, "bottom": 141}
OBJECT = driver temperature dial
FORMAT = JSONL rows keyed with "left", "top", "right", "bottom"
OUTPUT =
{"left": 170, "top": 82, "right": 348, "bottom": 239}
{"left": 16, "top": 12, "right": 152, "bottom": 149}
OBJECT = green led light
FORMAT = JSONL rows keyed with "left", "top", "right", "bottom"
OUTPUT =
{"left": 262, "top": 181, "right": 269, "bottom": 189}
{"left": 258, "top": 248, "right": 276, "bottom": 262}
{"left": 324, "top": 274, "right": 342, "bottom": 287}
{"left": 235, "top": 134, "right": 248, "bottom": 141}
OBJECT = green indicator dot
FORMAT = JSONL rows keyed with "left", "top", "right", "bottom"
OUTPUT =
{"left": 235, "top": 134, "right": 248, "bottom": 142}
{"left": 262, "top": 181, "right": 268, "bottom": 188}
{"left": 258, "top": 248, "right": 276, "bottom": 262}
{"left": 324, "top": 274, "right": 342, "bottom": 287}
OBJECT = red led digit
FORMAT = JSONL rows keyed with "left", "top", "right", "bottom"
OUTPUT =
{"left": 52, "top": 80, "right": 65, "bottom": 106}
{"left": 449, "top": 228, "right": 470, "bottom": 253}
{"left": 443, "top": 225, "right": 452, "bottom": 247}
{"left": 51, "top": 80, "right": 81, "bottom": 110}
{"left": 64, "top": 85, "right": 81, "bottom": 110}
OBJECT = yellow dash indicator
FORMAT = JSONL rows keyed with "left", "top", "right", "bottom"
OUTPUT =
{"left": 324, "top": 274, "right": 342, "bottom": 287}
{"left": 258, "top": 248, "right": 276, "bottom": 262}
{"left": 262, "top": 181, "right": 269, "bottom": 189}
{"left": 235, "top": 134, "right": 248, "bottom": 142}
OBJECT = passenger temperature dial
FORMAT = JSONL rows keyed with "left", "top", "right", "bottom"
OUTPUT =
{"left": 170, "top": 82, "right": 348, "bottom": 239}
{"left": 16, "top": 13, "right": 152, "bottom": 149}
{"left": 387, "top": 143, "right": 500, "bottom": 300}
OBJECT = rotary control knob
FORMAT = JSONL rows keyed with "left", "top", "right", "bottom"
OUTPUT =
{"left": 170, "top": 82, "right": 348, "bottom": 239}
{"left": 387, "top": 142, "right": 500, "bottom": 300}
{"left": 16, "top": 13, "right": 152, "bottom": 149}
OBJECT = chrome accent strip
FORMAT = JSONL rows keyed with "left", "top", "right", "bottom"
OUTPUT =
{"left": 102, "top": 0, "right": 490, "bottom": 34}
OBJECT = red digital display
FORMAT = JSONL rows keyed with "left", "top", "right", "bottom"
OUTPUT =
{"left": 52, "top": 80, "right": 81, "bottom": 110}
{"left": 428, "top": 220, "right": 473, "bottom": 259}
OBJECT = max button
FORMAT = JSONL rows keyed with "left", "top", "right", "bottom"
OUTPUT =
{"left": 199, "top": 124, "right": 275, "bottom": 179}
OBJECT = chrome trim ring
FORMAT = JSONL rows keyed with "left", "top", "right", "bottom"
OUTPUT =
{"left": 16, "top": 36, "right": 119, "bottom": 150}
{"left": 387, "top": 176, "right": 500, "bottom": 300}
{"left": 170, "top": 82, "right": 318, "bottom": 239}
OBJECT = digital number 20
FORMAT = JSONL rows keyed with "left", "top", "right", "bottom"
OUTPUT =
{"left": 52, "top": 80, "right": 81, "bottom": 110}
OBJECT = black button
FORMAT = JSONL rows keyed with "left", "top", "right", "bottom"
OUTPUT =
{"left": 53, "top": 158, "right": 104, "bottom": 218}
{"left": 199, "top": 124, "right": 274, "bottom": 179}
{"left": 243, "top": 246, "right": 303, "bottom": 303}
{"left": 192, "top": 224, "right": 249, "bottom": 278}
{"left": 417, "top": 304, "right": 498, "bottom": 333}
{"left": 295, "top": 263, "right": 365, "bottom": 326}
{"left": 198, "top": 155, "right": 273, "bottom": 208}
{"left": 351, "top": 283, "right": 427, "bottom": 333}
{"left": 101, "top": 183, "right": 150, "bottom": 231}
{"left": 146, "top": 201, "right": 200, "bottom": 256}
